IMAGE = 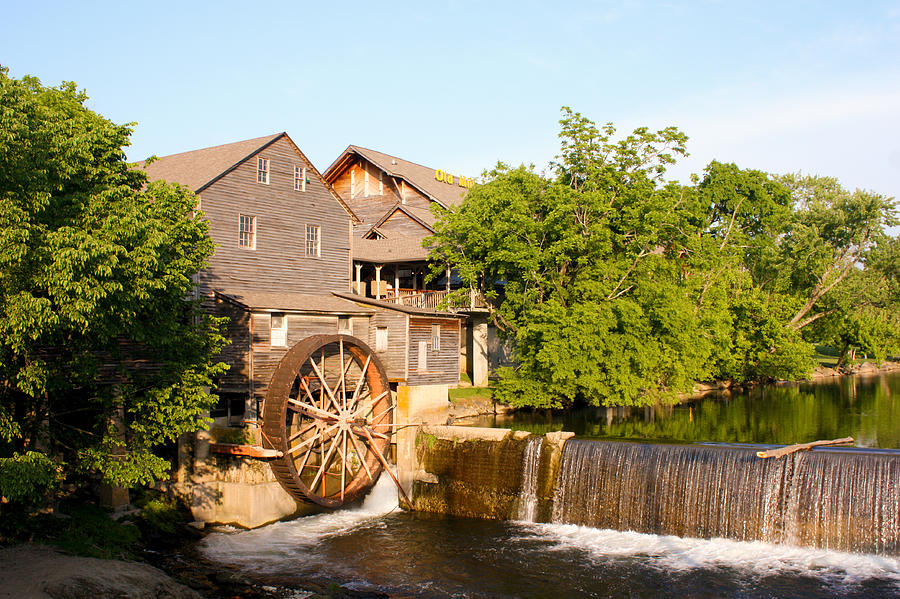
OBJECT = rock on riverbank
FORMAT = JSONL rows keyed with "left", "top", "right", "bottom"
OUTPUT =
{"left": 0, "top": 544, "right": 201, "bottom": 599}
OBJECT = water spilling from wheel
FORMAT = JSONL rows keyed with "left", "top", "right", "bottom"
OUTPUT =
{"left": 551, "top": 440, "right": 900, "bottom": 555}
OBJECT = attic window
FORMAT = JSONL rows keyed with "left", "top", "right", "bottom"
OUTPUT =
{"left": 379, "top": 171, "right": 383, "bottom": 195}
{"left": 257, "top": 157, "right": 269, "bottom": 184}
{"left": 294, "top": 166, "right": 307, "bottom": 191}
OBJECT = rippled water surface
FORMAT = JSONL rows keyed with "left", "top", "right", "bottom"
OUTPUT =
{"left": 202, "top": 477, "right": 900, "bottom": 598}
{"left": 467, "top": 373, "right": 900, "bottom": 448}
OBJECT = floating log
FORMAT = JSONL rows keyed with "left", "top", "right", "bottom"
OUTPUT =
{"left": 210, "top": 443, "right": 283, "bottom": 458}
{"left": 756, "top": 437, "right": 854, "bottom": 459}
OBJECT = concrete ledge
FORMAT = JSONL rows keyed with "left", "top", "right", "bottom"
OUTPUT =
{"left": 422, "top": 425, "right": 516, "bottom": 442}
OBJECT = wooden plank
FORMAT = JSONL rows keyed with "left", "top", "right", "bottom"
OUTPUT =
{"left": 210, "top": 443, "right": 282, "bottom": 458}
{"left": 407, "top": 316, "right": 460, "bottom": 385}
{"left": 196, "top": 136, "right": 352, "bottom": 298}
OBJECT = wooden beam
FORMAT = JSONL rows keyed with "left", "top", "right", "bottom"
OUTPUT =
{"left": 210, "top": 443, "right": 283, "bottom": 458}
{"left": 756, "top": 437, "right": 854, "bottom": 459}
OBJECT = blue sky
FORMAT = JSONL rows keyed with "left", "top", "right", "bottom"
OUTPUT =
{"left": 3, "top": 1, "right": 899, "bottom": 207}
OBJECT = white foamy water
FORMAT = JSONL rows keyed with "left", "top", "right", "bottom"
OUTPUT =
{"left": 200, "top": 473, "right": 399, "bottom": 573}
{"left": 517, "top": 522, "right": 900, "bottom": 586}
{"left": 517, "top": 436, "right": 542, "bottom": 522}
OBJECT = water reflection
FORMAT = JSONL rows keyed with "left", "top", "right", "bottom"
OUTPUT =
{"left": 467, "top": 373, "right": 900, "bottom": 448}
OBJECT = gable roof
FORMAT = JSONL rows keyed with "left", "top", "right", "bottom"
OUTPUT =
{"left": 136, "top": 133, "right": 282, "bottom": 193}
{"left": 323, "top": 145, "right": 470, "bottom": 209}
{"left": 135, "top": 132, "right": 358, "bottom": 222}
{"left": 363, "top": 204, "right": 436, "bottom": 239}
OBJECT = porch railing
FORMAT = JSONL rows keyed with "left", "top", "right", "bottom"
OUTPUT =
{"left": 386, "top": 289, "right": 488, "bottom": 311}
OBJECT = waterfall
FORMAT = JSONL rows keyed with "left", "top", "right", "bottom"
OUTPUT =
{"left": 551, "top": 440, "right": 900, "bottom": 555}
{"left": 517, "top": 436, "right": 543, "bottom": 522}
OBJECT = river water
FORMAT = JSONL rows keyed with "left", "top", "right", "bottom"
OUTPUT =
{"left": 201, "top": 374, "right": 900, "bottom": 598}
{"left": 467, "top": 373, "right": 900, "bottom": 448}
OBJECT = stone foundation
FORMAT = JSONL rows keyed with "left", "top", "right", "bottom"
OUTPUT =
{"left": 173, "top": 428, "right": 318, "bottom": 529}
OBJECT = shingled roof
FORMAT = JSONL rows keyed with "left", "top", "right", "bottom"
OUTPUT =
{"left": 353, "top": 237, "right": 431, "bottom": 263}
{"left": 135, "top": 133, "right": 282, "bottom": 193}
{"left": 135, "top": 133, "right": 358, "bottom": 221}
{"left": 363, "top": 204, "right": 437, "bottom": 239}
{"left": 323, "top": 145, "right": 470, "bottom": 209}
{"left": 216, "top": 289, "right": 374, "bottom": 314}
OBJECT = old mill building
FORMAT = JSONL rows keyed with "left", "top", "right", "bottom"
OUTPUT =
{"left": 139, "top": 133, "right": 498, "bottom": 432}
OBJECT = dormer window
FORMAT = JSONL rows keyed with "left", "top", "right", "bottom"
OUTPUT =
{"left": 294, "top": 166, "right": 307, "bottom": 191}
{"left": 257, "top": 157, "right": 269, "bottom": 184}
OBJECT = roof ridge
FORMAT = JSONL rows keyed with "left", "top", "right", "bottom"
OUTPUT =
{"left": 145, "top": 132, "right": 283, "bottom": 163}
{"left": 349, "top": 144, "right": 441, "bottom": 173}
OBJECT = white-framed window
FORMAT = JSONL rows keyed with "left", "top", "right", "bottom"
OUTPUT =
{"left": 257, "top": 157, "right": 269, "bottom": 184}
{"left": 375, "top": 327, "right": 388, "bottom": 352}
{"left": 431, "top": 323, "right": 441, "bottom": 351}
{"left": 350, "top": 168, "right": 355, "bottom": 199}
{"left": 417, "top": 340, "right": 428, "bottom": 371}
{"left": 378, "top": 171, "right": 383, "bottom": 195}
{"left": 338, "top": 316, "right": 351, "bottom": 335}
{"left": 270, "top": 312, "right": 287, "bottom": 347}
{"left": 306, "top": 224, "right": 320, "bottom": 257}
{"left": 294, "top": 166, "right": 307, "bottom": 191}
{"left": 364, "top": 168, "right": 370, "bottom": 197}
{"left": 239, "top": 214, "right": 256, "bottom": 249}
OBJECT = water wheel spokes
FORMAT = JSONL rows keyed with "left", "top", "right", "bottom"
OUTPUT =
{"left": 263, "top": 334, "right": 395, "bottom": 508}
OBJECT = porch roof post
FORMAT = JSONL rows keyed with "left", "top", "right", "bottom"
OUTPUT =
{"left": 395, "top": 264, "right": 401, "bottom": 304}
{"left": 375, "top": 264, "right": 383, "bottom": 300}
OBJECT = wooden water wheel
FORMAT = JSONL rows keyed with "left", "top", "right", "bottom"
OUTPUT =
{"left": 261, "top": 334, "right": 400, "bottom": 508}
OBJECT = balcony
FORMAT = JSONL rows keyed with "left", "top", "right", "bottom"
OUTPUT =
{"left": 383, "top": 288, "right": 488, "bottom": 311}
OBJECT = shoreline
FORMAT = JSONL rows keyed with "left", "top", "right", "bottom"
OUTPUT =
{"left": 682, "top": 360, "right": 900, "bottom": 401}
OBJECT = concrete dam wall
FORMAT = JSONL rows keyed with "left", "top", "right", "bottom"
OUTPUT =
{"left": 411, "top": 427, "right": 900, "bottom": 556}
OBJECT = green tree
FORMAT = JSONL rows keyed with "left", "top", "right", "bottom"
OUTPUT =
{"left": 429, "top": 110, "right": 713, "bottom": 408}
{"left": 0, "top": 68, "right": 226, "bottom": 500}
{"left": 429, "top": 108, "right": 898, "bottom": 408}
{"left": 775, "top": 174, "right": 897, "bottom": 332}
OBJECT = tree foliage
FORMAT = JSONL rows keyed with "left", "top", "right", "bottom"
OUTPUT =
{"left": 428, "top": 108, "right": 899, "bottom": 408}
{"left": 0, "top": 68, "right": 227, "bottom": 495}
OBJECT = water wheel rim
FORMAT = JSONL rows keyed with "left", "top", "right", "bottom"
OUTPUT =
{"left": 262, "top": 334, "right": 393, "bottom": 508}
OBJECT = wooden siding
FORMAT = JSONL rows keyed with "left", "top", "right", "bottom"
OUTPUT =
{"left": 331, "top": 157, "right": 435, "bottom": 234}
{"left": 367, "top": 310, "right": 408, "bottom": 382}
{"left": 400, "top": 190, "right": 431, "bottom": 211}
{"left": 215, "top": 299, "right": 251, "bottom": 392}
{"left": 249, "top": 312, "right": 345, "bottom": 399}
{"left": 407, "top": 317, "right": 460, "bottom": 386}
{"left": 197, "top": 136, "right": 350, "bottom": 298}
{"left": 350, "top": 316, "right": 370, "bottom": 343}
{"left": 379, "top": 210, "right": 433, "bottom": 236}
